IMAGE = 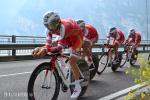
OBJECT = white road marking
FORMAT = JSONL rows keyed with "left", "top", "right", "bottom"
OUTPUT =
{"left": 0, "top": 72, "right": 32, "bottom": 78}
{"left": 98, "top": 81, "right": 150, "bottom": 100}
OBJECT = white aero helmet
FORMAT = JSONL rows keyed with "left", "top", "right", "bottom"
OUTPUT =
{"left": 43, "top": 12, "right": 60, "bottom": 30}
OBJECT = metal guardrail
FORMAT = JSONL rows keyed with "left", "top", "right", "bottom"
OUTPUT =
{"left": 0, "top": 35, "right": 45, "bottom": 44}
{"left": 0, "top": 35, "right": 150, "bottom": 56}
{"left": 0, "top": 43, "right": 150, "bottom": 56}
{"left": 0, "top": 43, "right": 149, "bottom": 62}
{"left": 1, "top": 35, "right": 150, "bottom": 44}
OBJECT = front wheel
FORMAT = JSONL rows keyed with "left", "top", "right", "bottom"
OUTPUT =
{"left": 28, "top": 62, "right": 60, "bottom": 100}
{"left": 89, "top": 54, "right": 99, "bottom": 80}
{"left": 97, "top": 53, "right": 109, "bottom": 75}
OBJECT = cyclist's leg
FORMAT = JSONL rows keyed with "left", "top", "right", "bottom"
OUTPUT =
{"left": 132, "top": 45, "right": 138, "bottom": 57}
{"left": 113, "top": 40, "right": 119, "bottom": 60}
{"left": 82, "top": 39, "right": 93, "bottom": 66}
{"left": 69, "top": 51, "right": 82, "bottom": 99}
{"left": 82, "top": 39, "right": 92, "bottom": 57}
{"left": 69, "top": 53, "right": 80, "bottom": 80}
{"left": 68, "top": 34, "right": 83, "bottom": 98}
{"left": 131, "top": 40, "right": 139, "bottom": 55}
{"left": 67, "top": 34, "right": 82, "bottom": 81}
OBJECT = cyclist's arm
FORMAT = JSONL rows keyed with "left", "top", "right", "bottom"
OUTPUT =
{"left": 46, "top": 25, "right": 66, "bottom": 53}
{"left": 45, "top": 30, "right": 53, "bottom": 46}
{"left": 40, "top": 30, "right": 52, "bottom": 51}
{"left": 126, "top": 36, "right": 133, "bottom": 46}
{"left": 125, "top": 34, "right": 131, "bottom": 44}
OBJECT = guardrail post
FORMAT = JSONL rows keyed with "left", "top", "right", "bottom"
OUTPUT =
{"left": 8, "top": 38, "right": 11, "bottom": 56}
{"left": 12, "top": 35, "right": 16, "bottom": 56}
{"left": 143, "top": 45, "right": 145, "bottom": 52}
{"left": 102, "top": 48, "right": 104, "bottom": 52}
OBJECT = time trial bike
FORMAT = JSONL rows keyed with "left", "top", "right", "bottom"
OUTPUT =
{"left": 27, "top": 52, "right": 90, "bottom": 100}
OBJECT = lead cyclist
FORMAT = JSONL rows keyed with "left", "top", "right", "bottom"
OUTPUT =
{"left": 32, "top": 11, "right": 84, "bottom": 99}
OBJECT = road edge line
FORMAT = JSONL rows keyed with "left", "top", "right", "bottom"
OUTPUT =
{"left": 0, "top": 72, "right": 32, "bottom": 78}
{"left": 98, "top": 81, "right": 150, "bottom": 100}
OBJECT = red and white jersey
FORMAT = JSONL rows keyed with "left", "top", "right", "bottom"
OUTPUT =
{"left": 126, "top": 31, "right": 141, "bottom": 46}
{"left": 107, "top": 28, "right": 125, "bottom": 45}
{"left": 84, "top": 24, "right": 98, "bottom": 43}
{"left": 45, "top": 19, "right": 83, "bottom": 51}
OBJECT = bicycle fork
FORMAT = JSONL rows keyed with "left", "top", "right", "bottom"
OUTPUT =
{"left": 41, "top": 69, "right": 53, "bottom": 89}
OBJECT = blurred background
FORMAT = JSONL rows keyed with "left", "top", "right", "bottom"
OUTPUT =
{"left": 0, "top": 0, "right": 149, "bottom": 40}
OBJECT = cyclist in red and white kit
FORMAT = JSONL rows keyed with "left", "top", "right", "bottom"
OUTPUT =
{"left": 32, "top": 12, "right": 83, "bottom": 99}
{"left": 125, "top": 29, "right": 141, "bottom": 50}
{"left": 107, "top": 27, "right": 125, "bottom": 63}
{"left": 76, "top": 20, "right": 98, "bottom": 66}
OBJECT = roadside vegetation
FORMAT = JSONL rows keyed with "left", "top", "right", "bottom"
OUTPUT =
{"left": 125, "top": 54, "right": 150, "bottom": 100}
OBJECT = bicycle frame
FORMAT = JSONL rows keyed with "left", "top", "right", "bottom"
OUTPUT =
{"left": 47, "top": 54, "right": 71, "bottom": 87}
{"left": 125, "top": 45, "right": 134, "bottom": 61}
{"left": 106, "top": 47, "right": 115, "bottom": 65}
{"left": 46, "top": 54, "right": 85, "bottom": 87}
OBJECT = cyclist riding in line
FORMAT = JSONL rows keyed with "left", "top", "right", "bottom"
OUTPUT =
{"left": 32, "top": 11, "right": 84, "bottom": 99}
{"left": 125, "top": 29, "right": 141, "bottom": 53}
{"left": 107, "top": 27, "right": 125, "bottom": 64}
{"left": 76, "top": 20, "right": 98, "bottom": 66}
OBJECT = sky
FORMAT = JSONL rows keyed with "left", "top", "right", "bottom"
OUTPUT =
{"left": 0, "top": 0, "right": 150, "bottom": 40}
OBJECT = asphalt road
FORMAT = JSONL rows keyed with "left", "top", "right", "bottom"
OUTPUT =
{"left": 0, "top": 53, "right": 149, "bottom": 100}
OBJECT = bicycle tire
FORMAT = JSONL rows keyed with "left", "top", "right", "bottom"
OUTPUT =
{"left": 28, "top": 62, "right": 60, "bottom": 100}
{"left": 130, "top": 49, "right": 138, "bottom": 66}
{"left": 89, "top": 54, "right": 99, "bottom": 80}
{"left": 111, "top": 52, "right": 122, "bottom": 72}
{"left": 97, "top": 53, "right": 109, "bottom": 75}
